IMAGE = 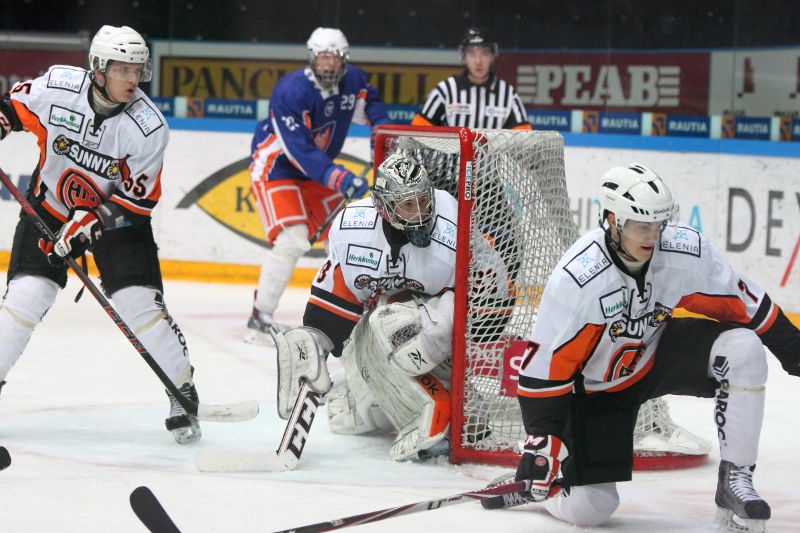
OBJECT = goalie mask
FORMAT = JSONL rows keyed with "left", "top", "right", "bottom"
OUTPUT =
{"left": 307, "top": 27, "right": 349, "bottom": 87}
{"left": 598, "top": 163, "right": 677, "bottom": 251}
{"left": 372, "top": 154, "right": 436, "bottom": 248}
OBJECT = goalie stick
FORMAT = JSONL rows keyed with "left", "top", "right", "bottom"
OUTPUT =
{"left": 308, "top": 162, "right": 370, "bottom": 246}
{"left": 0, "top": 167, "right": 258, "bottom": 424}
{"left": 195, "top": 378, "right": 321, "bottom": 472}
{"left": 130, "top": 480, "right": 531, "bottom": 533}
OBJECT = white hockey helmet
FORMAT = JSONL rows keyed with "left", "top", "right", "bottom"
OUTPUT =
{"left": 89, "top": 25, "right": 152, "bottom": 82}
{"left": 307, "top": 27, "right": 349, "bottom": 86}
{"left": 598, "top": 163, "right": 676, "bottom": 233}
{"left": 372, "top": 154, "right": 436, "bottom": 247}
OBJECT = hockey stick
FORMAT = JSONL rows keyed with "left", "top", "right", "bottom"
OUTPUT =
{"left": 129, "top": 480, "right": 531, "bottom": 533}
{"left": 195, "top": 378, "right": 321, "bottom": 472}
{"left": 0, "top": 167, "right": 258, "bottom": 423}
{"left": 269, "top": 479, "right": 532, "bottom": 532}
{"left": 130, "top": 486, "right": 182, "bottom": 533}
{"left": 308, "top": 162, "right": 371, "bottom": 246}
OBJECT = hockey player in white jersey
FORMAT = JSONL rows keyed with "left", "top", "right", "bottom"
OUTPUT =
{"left": 503, "top": 164, "right": 800, "bottom": 532}
{"left": 0, "top": 26, "right": 202, "bottom": 443}
{"left": 271, "top": 154, "right": 510, "bottom": 461}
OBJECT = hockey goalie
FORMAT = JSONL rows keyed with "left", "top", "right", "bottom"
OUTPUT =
{"left": 273, "top": 153, "right": 510, "bottom": 461}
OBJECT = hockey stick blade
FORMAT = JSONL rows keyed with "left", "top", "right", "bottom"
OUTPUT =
{"left": 269, "top": 479, "right": 531, "bottom": 533}
{"left": 130, "top": 486, "right": 182, "bottom": 533}
{"left": 195, "top": 380, "right": 320, "bottom": 472}
{"left": 0, "top": 446, "right": 11, "bottom": 471}
{"left": 0, "top": 167, "right": 258, "bottom": 425}
{"left": 197, "top": 400, "right": 260, "bottom": 423}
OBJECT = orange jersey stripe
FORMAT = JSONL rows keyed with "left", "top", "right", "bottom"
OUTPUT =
{"left": 517, "top": 382, "right": 572, "bottom": 398}
{"left": 307, "top": 295, "right": 361, "bottom": 322}
{"left": 677, "top": 293, "right": 750, "bottom": 323}
{"left": 549, "top": 323, "right": 606, "bottom": 380}
{"left": 755, "top": 304, "right": 779, "bottom": 335}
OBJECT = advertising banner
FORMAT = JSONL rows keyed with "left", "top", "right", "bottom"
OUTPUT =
{"left": 159, "top": 57, "right": 461, "bottom": 106}
{"left": 495, "top": 51, "right": 710, "bottom": 115}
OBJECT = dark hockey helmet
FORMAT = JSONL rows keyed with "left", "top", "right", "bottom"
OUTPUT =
{"left": 371, "top": 154, "right": 436, "bottom": 248}
{"left": 459, "top": 28, "right": 499, "bottom": 59}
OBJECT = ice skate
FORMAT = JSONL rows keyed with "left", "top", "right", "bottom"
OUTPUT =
{"left": 244, "top": 308, "right": 285, "bottom": 346}
{"left": 714, "top": 460, "right": 770, "bottom": 532}
{"left": 165, "top": 383, "right": 202, "bottom": 444}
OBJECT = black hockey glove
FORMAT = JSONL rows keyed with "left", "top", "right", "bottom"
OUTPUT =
{"left": 515, "top": 434, "right": 569, "bottom": 502}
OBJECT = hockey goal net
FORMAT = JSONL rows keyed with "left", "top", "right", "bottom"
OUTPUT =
{"left": 373, "top": 124, "right": 711, "bottom": 469}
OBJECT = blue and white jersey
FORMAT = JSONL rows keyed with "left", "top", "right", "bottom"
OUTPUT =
{"left": 249, "top": 66, "right": 389, "bottom": 185}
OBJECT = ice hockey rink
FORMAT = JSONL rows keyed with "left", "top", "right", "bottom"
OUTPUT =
{"left": 0, "top": 276, "right": 798, "bottom": 532}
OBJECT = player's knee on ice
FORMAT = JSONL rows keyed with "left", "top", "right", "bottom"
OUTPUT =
{"left": 544, "top": 483, "right": 620, "bottom": 527}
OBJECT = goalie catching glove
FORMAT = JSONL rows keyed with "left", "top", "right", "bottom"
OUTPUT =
{"left": 369, "top": 293, "right": 453, "bottom": 377}
{"left": 38, "top": 206, "right": 102, "bottom": 263}
{"left": 516, "top": 434, "right": 569, "bottom": 502}
{"left": 271, "top": 324, "right": 334, "bottom": 419}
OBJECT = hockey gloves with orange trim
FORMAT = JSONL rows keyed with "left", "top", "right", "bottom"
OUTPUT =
{"left": 325, "top": 164, "right": 368, "bottom": 198}
{"left": 38, "top": 207, "right": 103, "bottom": 263}
{"left": 515, "top": 434, "right": 569, "bottom": 502}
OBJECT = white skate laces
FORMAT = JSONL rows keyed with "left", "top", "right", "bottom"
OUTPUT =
{"left": 714, "top": 460, "right": 770, "bottom": 533}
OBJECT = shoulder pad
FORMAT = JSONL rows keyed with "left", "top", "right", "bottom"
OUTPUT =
{"left": 563, "top": 240, "right": 613, "bottom": 287}
{"left": 339, "top": 204, "right": 379, "bottom": 230}
{"left": 659, "top": 225, "right": 701, "bottom": 257}
{"left": 430, "top": 215, "right": 457, "bottom": 250}
{"left": 46, "top": 67, "right": 88, "bottom": 93}
{"left": 125, "top": 97, "right": 165, "bottom": 137}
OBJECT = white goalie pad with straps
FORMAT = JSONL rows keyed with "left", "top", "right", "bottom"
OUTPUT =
{"left": 326, "top": 351, "right": 393, "bottom": 435}
{"left": 271, "top": 324, "right": 334, "bottom": 420}
{"left": 368, "top": 293, "right": 453, "bottom": 377}
{"left": 342, "top": 312, "right": 451, "bottom": 461}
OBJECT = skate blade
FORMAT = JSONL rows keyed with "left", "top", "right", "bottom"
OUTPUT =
{"left": 171, "top": 425, "right": 202, "bottom": 444}
{"left": 243, "top": 328, "right": 275, "bottom": 346}
{"left": 714, "top": 507, "right": 766, "bottom": 533}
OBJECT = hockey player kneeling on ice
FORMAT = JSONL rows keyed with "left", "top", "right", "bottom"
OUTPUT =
{"left": 277, "top": 153, "right": 509, "bottom": 461}
{"left": 0, "top": 25, "right": 201, "bottom": 444}
{"left": 495, "top": 163, "right": 800, "bottom": 532}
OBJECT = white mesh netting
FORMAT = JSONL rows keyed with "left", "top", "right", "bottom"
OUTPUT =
{"left": 383, "top": 128, "right": 698, "bottom": 463}
{"left": 391, "top": 129, "right": 577, "bottom": 456}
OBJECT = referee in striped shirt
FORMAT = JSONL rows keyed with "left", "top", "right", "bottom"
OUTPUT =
{"left": 411, "top": 28, "right": 531, "bottom": 130}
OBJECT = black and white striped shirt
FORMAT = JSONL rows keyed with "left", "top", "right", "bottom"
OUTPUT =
{"left": 412, "top": 71, "right": 531, "bottom": 130}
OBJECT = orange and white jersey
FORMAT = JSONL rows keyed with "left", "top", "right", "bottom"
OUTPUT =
{"left": 518, "top": 223, "right": 778, "bottom": 399}
{"left": 8, "top": 65, "right": 167, "bottom": 221}
{"left": 310, "top": 189, "right": 460, "bottom": 317}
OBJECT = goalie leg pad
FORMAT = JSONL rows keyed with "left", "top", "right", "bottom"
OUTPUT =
{"left": 0, "top": 275, "right": 59, "bottom": 374}
{"left": 326, "top": 368, "right": 392, "bottom": 435}
{"left": 349, "top": 309, "right": 451, "bottom": 460}
{"left": 544, "top": 483, "right": 619, "bottom": 527}
{"left": 273, "top": 325, "right": 333, "bottom": 419}
{"left": 111, "top": 286, "right": 192, "bottom": 385}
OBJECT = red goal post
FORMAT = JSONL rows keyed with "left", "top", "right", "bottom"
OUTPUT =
{"left": 372, "top": 124, "right": 710, "bottom": 470}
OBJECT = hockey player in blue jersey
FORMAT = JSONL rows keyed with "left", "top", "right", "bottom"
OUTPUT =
{"left": 246, "top": 27, "right": 391, "bottom": 345}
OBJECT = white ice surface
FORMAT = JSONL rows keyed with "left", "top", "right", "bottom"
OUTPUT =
{"left": 0, "top": 278, "right": 798, "bottom": 532}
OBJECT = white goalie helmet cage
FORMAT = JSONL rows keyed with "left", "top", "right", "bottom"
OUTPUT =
{"left": 307, "top": 27, "right": 349, "bottom": 86}
{"left": 89, "top": 25, "right": 152, "bottom": 82}
{"left": 598, "top": 163, "right": 677, "bottom": 234}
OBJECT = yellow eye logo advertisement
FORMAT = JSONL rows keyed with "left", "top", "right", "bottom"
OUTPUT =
{"left": 176, "top": 155, "right": 373, "bottom": 248}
